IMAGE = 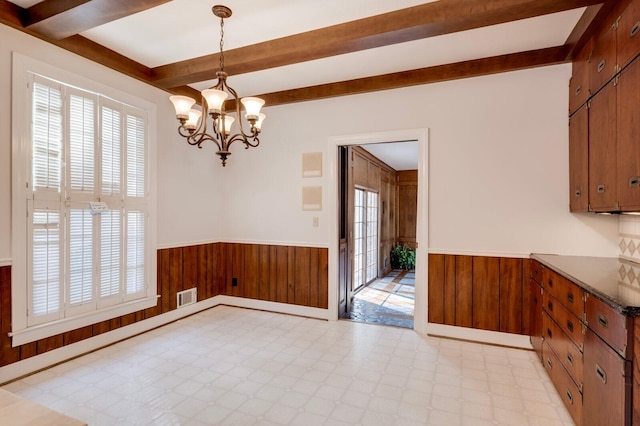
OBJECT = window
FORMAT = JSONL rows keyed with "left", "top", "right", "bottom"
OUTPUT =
{"left": 353, "top": 188, "right": 379, "bottom": 290}
{"left": 11, "top": 54, "right": 156, "bottom": 345}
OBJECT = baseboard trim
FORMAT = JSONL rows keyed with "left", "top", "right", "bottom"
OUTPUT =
{"left": 426, "top": 323, "right": 533, "bottom": 350}
{"left": 0, "top": 296, "right": 329, "bottom": 384}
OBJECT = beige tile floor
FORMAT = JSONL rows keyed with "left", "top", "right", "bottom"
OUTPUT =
{"left": 2, "top": 306, "right": 573, "bottom": 425}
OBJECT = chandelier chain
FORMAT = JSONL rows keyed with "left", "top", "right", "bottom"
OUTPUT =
{"left": 219, "top": 17, "right": 225, "bottom": 71}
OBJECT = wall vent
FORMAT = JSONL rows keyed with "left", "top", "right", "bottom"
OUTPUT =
{"left": 177, "top": 288, "right": 197, "bottom": 308}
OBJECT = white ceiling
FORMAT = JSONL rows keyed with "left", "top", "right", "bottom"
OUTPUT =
{"left": 8, "top": 0, "right": 584, "bottom": 97}
{"left": 361, "top": 142, "right": 419, "bottom": 171}
{"left": 7, "top": 1, "right": 586, "bottom": 167}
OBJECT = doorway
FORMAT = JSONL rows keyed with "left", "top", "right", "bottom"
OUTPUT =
{"left": 338, "top": 141, "right": 419, "bottom": 328}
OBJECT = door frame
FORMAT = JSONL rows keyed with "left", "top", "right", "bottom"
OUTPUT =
{"left": 327, "top": 128, "right": 429, "bottom": 333}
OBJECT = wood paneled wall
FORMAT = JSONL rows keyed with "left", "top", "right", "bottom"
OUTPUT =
{"left": 396, "top": 170, "right": 418, "bottom": 249}
{"left": 428, "top": 253, "right": 531, "bottom": 335}
{"left": 0, "top": 243, "right": 328, "bottom": 368}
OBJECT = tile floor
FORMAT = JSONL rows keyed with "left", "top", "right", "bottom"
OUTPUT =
{"left": 2, "top": 306, "right": 573, "bottom": 425}
{"left": 347, "top": 270, "right": 415, "bottom": 328}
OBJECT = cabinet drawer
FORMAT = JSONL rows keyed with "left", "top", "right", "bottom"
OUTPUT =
{"left": 531, "top": 260, "right": 543, "bottom": 285}
{"left": 618, "top": 0, "right": 640, "bottom": 69}
{"left": 542, "top": 268, "right": 584, "bottom": 319}
{"left": 583, "top": 329, "right": 631, "bottom": 426}
{"left": 585, "top": 294, "right": 632, "bottom": 359}
{"left": 543, "top": 341, "right": 583, "bottom": 426}
{"left": 544, "top": 292, "right": 584, "bottom": 351}
{"left": 543, "top": 312, "right": 584, "bottom": 390}
{"left": 530, "top": 279, "right": 543, "bottom": 362}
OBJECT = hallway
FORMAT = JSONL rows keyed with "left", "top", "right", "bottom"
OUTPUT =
{"left": 346, "top": 270, "right": 415, "bottom": 328}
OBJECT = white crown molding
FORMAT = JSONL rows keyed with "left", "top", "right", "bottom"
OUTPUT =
{"left": 0, "top": 259, "right": 11, "bottom": 267}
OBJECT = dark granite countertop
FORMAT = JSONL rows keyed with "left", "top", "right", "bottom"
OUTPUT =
{"left": 532, "top": 254, "right": 640, "bottom": 317}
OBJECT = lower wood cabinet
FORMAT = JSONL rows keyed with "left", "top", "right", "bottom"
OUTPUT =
{"left": 583, "top": 328, "right": 632, "bottom": 426}
{"left": 543, "top": 340, "right": 583, "bottom": 426}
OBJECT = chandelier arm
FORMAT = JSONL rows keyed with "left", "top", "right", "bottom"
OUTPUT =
{"left": 188, "top": 132, "right": 223, "bottom": 152}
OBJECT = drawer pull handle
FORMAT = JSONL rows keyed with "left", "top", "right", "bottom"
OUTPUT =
{"left": 566, "top": 389, "right": 573, "bottom": 405}
{"left": 598, "top": 314, "right": 608, "bottom": 329}
{"left": 575, "top": 86, "right": 582, "bottom": 95}
{"left": 547, "top": 358, "right": 553, "bottom": 369}
{"left": 547, "top": 328, "right": 553, "bottom": 339}
{"left": 597, "top": 184, "right": 606, "bottom": 193}
{"left": 567, "top": 353, "right": 574, "bottom": 366}
{"left": 630, "top": 177, "right": 640, "bottom": 187}
{"left": 596, "top": 363, "right": 607, "bottom": 384}
{"left": 547, "top": 279, "right": 553, "bottom": 288}
{"left": 567, "top": 292, "right": 574, "bottom": 303}
{"left": 566, "top": 320, "right": 574, "bottom": 332}
{"left": 631, "top": 21, "right": 640, "bottom": 37}
{"left": 575, "top": 190, "right": 581, "bottom": 197}
{"left": 598, "top": 59, "right": 606, "bottom": 72}
{"left": 547, "top": 301, "right": 553, "bottom": 311}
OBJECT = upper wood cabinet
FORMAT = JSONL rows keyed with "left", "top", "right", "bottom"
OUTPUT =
{"left": 569, "top": 105, "right": 589, "bottom": 212}
{"left": 569, "top": 39, "right": 592, "bottom": 115}
{"left": 617, "top": 58, "right": 640, "bottom": 210}
{"left": 569, "top": 0, "right": 640, "bottom": 212}
{"left": 618, "top": 0, "right": 640, "bottom": 70}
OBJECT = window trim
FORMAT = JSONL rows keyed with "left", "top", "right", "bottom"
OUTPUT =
{"left": 11, "top": 52, "right": 157, "bottom": 347}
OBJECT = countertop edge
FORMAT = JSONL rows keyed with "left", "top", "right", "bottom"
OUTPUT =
{"left": 531, "top": 254, "right": 640, "bottom": 317}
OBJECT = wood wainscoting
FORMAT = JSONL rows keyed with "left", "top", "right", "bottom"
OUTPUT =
{"left": 0, "top": 243, "right": 328, "bottom": 368}
{"left": 428, "top": 253, "right": 530, "bottom": 335}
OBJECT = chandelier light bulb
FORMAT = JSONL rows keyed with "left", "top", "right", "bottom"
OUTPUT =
{"left": 241, "top": 97, "right": 265, "bottom": 121}
{"left": 185, "top": 109, "right": 202, "bottom": 131}
{"left": 254, "top": 113, "right": 266, "bottom": 131}
{"left": 169, "top": 95, "right": 196, "bottom": 121}
{"left": 202, "top": 89, "right": 228, "bottom": 115}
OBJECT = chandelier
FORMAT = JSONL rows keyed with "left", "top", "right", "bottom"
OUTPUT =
{"left": 169, "top": 5, "right": 266, "bottom": 167}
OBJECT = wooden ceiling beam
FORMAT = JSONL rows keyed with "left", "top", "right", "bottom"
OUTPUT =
{"left": 246, "top": 46, "right": 571, "bottom": 108}
{"left": 564, "top": 0, "right": 620, "bottom": 59}
{"left": 151, "top": 0, "right": 602, "bottom": 88}
{"left": 24, "top": 0, "right": 172, "bottom": 40}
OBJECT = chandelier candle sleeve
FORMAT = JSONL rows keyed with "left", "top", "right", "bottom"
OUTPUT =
{"left": 168, "top": 4, "right": 266, "bottom": 167}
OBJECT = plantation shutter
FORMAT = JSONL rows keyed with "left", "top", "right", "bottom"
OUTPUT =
{"left": 32, "top": 78, "right": 62, "bottom": 193}
{"left": 68, "top": 92, "right": 96, "bottom": 193}
{"left": 101, "top": 106, "right": 121, "bottom": 196}
{"left": 100, "top": 210, "right": 121, "bottom": 302}
{"left": 68, "top": 208, "right": 93, "bottom": 308}
{"left": 126, "top": 113, "right": 145, "bottom": 198}
{"left": 30, "top": 208, "right": 62, "bottom": 324}
{"left": 126, "top": 211, "right": 145, "bottom": 296}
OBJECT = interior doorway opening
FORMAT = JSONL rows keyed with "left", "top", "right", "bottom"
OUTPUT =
{"left": 338, "top": 142, "right": 419, "bottom": 328}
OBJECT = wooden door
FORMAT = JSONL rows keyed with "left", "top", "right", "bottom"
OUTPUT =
{"left": 590, "top": 17, "right": 617, "bottom": 93}
{"left": 617, "top": 0, "right": 640, "bottom": 69}
{"left": 589, "top": 81, "right": 618, "bottom": 211}
{"left": 569, "top": 38, "right": 592, "bottom": 115}
{"left": 617, "top": 58, "right": 640, "bottom": 210}
{"left": 338, "top": 146, "right": 351, "bottom": 317}
{"left": 569, "top": 105, "right": 589, "bottom": 212}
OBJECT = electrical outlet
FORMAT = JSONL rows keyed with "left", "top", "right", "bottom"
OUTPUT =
{"left": 232, "top": 277, "right": 238, "bottom": 287}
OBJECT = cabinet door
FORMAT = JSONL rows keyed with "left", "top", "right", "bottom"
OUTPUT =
{"left": 529, "top": 279, "right": 543, "bottom": 361}
{"left": 617, "top": 58, "right": 640, "bottom": 210}
{"left": 570, "top": 38, "right": 593, "bottom": 114}
{"left": 591, "top": 17, "right": 618, "bottom": 93}
{"left": 583, "top": 329, "right": 631, "bottom": 426}
{"left": 569, "top": 106, "right": 589, "bottom": 212}
{"left": 589, "top": 81, "right": 618, "bottom": 211}
{"left": 618, "top": 0, "right": 640, "bottom": 69}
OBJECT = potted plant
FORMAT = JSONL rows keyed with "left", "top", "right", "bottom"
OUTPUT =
{"left": 390, "top": 243, "right": 416, "bottom": 270}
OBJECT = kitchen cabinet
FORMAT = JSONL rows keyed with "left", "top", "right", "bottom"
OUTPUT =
{"left": 568, "top": 0, "right": 640, "bottom": 213}
{"left": 529, "top": 255, "right": 640, "bottom": 425}
{"left": 569, "top": 105, "right": 589, "bottom": 212}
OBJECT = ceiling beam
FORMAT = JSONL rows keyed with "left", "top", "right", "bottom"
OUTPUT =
{"left": 169, "top": 45, "right": 570, "bottom": 108}
{"left": 151, "top": 0, "right": 602, "bottom": 88}
{"left": 564, "top": 0, "right": 620, "bottom": 60}
{"left": 24, "top": 0, "right": 172, "bottom": 40}
{"left": 0, "top": 0, "right": 26, "bottom": 28}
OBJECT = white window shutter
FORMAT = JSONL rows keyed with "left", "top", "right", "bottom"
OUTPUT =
{"left": 100, "top": 210, "right": 121, "bottom": 300}
{"left": 101, "top": 106, "right": 121, "bottom": 196}
{"left": 125, "top": 113, "right": 145, "bottom": 198}
{"left": 68, "top": 208, "right": 93, "bottom": 307}
{"left": 31, "top": 208, "right": 61, "bottom": 322}
{"left": 126, "top": 211, "right": 145, "bottom": 296}
{"left": 32, "top": 79, "right": 62, "bottom": 192}
{"left": 68, "top": 93, "right": 96, "bottom": 193}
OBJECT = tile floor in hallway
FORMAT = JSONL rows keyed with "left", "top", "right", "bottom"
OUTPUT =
{"left": 2, "top": 306, "right": 573, "bottom": 426}
{"left": 347, "top": 270, "right": 415, "bottom": 328}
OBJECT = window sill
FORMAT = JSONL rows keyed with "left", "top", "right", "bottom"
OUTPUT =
{"left": 9, "top": 296, "right": 159, "bottom": 347}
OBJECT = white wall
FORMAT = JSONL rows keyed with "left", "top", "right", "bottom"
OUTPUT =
{"left": 219, "top": 65, "right": 619, "bottom": 257}
{"left": 0, "top": 22, "right": 618, "bottom": 262}
{"left": 0, "top": 24, "right": 223, "bottom": 263}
